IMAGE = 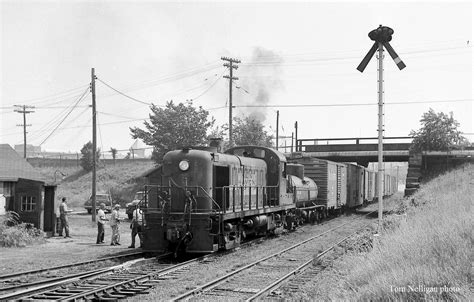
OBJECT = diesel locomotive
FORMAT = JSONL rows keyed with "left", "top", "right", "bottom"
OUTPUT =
{"left": 138, "top": 145, "right": 397, "bottom": 254}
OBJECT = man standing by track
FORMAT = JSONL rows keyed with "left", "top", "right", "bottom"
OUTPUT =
{"left": 128, "top": 206, "right": 143, "bottom": 248}
{"left": 96, "top": 203, "right": 108, "bottom": 244}
{"left": 58, "top": 197, "right": 72, "bottom": 238}
{"left": 109, "top": 204, "right": 121, "bottom": 245}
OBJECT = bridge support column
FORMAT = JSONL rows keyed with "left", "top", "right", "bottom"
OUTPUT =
{"left": 405, "top": 152, "right": 422, "bottom": 196}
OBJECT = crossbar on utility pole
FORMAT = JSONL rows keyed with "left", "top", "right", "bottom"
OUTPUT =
{"left": 14, "top": 105, "right": 35, "bottom": 158}
{"left": 221, "top": 56, "right": 240, "bottom": 147}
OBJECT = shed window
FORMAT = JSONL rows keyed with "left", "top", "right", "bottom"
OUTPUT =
{"left": 21, "top": 196, "right": 36, "bottom": 212}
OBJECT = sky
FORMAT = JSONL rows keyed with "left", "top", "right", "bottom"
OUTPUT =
{"left": 1, "top": 0, "right": 472, "bottom": 156}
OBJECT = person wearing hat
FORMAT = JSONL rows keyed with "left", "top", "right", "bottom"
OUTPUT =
{"left": 109, "top": 204, "right": 121, "bottom": 246}
{"left": 96, "top": 203, "right": 108, "bottom": 244}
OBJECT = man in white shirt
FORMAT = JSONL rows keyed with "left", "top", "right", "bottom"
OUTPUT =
{"left": 109, "top": 204, "right": 121, "bottom": 245}
{"left": 96, "top": 203, "right": 108, "bottom": 244}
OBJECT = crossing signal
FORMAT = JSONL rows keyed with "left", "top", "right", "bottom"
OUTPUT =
{"left": 357, "top": 25, "right": 406, "bottom": 72}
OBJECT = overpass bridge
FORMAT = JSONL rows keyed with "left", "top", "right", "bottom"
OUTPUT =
{"left": 282, "top": 136, "right": 473, "bottom": 196}
{"left": 287, "top": 136, "right": 412, "bottom": 167}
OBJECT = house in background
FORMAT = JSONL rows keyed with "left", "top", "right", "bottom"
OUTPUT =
{"left": 0, "top": 144, "right": 56, "bottom": 235}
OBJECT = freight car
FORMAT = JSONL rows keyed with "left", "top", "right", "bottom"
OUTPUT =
{"left": 139, "top": 145, "right": 397, "bottom": 255}
{"left": 288, "top": 157, "right": 347, "bottom": 215}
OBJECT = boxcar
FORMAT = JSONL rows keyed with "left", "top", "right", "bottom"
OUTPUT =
{"left": 367, "top": 170, "right": 376, "bottom": 202}
{"left": 289, "top": 157, "right": 346, "bottom": 212}
{"left": 363, "top": 168, "right": 369, "bottom": 203}
{"left": 346, "top": 163, "right": 364, "bottom": 208}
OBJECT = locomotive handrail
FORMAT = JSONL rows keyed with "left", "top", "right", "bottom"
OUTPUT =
{"left": 219, "top": 185, "right": 280, "bottom": 213}
{"left": 143, "top": 184, "right": 221, "bottom": 213}
{"left": 185, "top": 185, "right": 221, "bottom": 212}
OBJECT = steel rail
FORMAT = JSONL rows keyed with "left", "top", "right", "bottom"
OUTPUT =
{"left": 0, "top": 251, "right": 145, "bottom": 281}
{"left": 0, "top": 255, "right": 159, "bottom": 301}
{"left": 0, "top": 267, "right": 115, "bottom": 300}
{"left": 60, "top": 236, "right": 273, "bottom": 301}
{"left": 0, "top": 267, "right": 115, "bottom": 293}
{"left": 170, "top": 212, "right": 375, "bottom": 301}
{"left": 246, "top": 222, "right": 373, "bottom": 301}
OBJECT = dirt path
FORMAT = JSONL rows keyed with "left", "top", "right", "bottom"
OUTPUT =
{"left": 0, "top": 210, "right": 140, "bottom": 275}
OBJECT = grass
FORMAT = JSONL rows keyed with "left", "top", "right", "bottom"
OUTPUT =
{"left": 41, "top": 161, "right": 156, "bottom": 209}
{"left": 302, "top": 164, "right": 473, "bottom": 300}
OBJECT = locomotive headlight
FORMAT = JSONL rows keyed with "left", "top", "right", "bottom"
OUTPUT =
{"left": 179, "top": 160, "right": 190, "bottom": 171}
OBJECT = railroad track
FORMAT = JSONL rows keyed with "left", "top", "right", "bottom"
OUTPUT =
{"left": 0, "top": 235, "right": 269, "bottom": 301}
{"left": 0, "top": 253, "right": 176, "bottom": 300}
{"left": 0, "top": 251, "right": 146, "bottom": 293}
{"left": 0, "top": 213, "right": 373, "bottom": 301}
{"left": 172, "top": 213, "right": 375, "bottom": 301}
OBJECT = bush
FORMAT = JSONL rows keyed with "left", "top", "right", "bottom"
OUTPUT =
{"left": 0, "top": 223, "right": 46, "bottom": 247}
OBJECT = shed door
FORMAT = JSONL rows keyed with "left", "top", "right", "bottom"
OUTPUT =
{"left": 43, "top": 186, "right": 56, "bottom": 232}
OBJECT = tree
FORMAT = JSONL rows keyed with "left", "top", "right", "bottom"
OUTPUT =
{"left": 80, "top": 141, "right": 101, "bottom": 172}
{"left": 409, "top": 108, "right": 467, "bottom": 152}
{"left": 110, "top": 147, "right": 118, "bottom": 165}
{"left": 130, "top": 100, "right": 214, "bottom": 162}
{"left": 232, "top": 116, "right": 274, "bottom": 147}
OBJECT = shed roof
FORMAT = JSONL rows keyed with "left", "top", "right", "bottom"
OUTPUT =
{"left": 0, "top": 144, "right": 45, "bottom": 182}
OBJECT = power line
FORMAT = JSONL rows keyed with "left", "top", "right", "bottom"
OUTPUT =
{"left": 240, "top": 45, "right": 471, "bottom": 67}
{"left": 6, "top": 84, "right": 90, "bottom": 107}
{"left": 96, "top": 77, "right": 153, "bottom": 106}
{"left": 38, "top": 87, "right": 90, "bottom": 146}
{"left": 95, "top": 62, "right": 221, "bottom": 100}
{"left": 192, "top": 70, "right": 225, "bottom": 100}
{"left": 234, "top": 98, "right": 473, "bottom": 108}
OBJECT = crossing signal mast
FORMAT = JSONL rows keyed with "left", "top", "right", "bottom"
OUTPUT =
{"left": 357, "top": 25, "right": 406, "bottom": 232}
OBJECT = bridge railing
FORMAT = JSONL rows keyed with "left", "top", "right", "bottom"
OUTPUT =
{"left": 292, "top": 136, "right": 413, "bottom": 152}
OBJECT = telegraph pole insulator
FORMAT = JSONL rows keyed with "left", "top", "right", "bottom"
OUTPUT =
{"left": 357, "top": 25, "right": 405, "bottom": 233}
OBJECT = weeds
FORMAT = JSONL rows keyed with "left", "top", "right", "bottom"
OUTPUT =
{"left": 0, "top": 222, "right": 46, "bottom": 247}
{"left": 303, "top": 165, "right": 473, "bottom": 300}
{"left": 337, "top": 166, "right": 473, "bottom": 300}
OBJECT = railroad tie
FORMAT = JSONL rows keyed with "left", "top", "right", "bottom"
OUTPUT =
{"left": 116, "top": 289, "right": 150, "bottom": 295}
{"left": 96, "top": 293, "right": 128, "bottom": 300}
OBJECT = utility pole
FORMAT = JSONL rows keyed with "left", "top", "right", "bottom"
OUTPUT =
{"left": 221, "top": 56, "right": 240, "bottom": 147}
{"left": 294, "top": 121, "right": 298, "bottom": 151}
{"left": 276, "top": 110, "right": 279, "bottom": 150}
{"left": 291, "top": 132, "right": 294, "bottom": 153}
{"left": 14, "top": 105, "right": 35, "bottom": 158}
{"left": 91, "top": 68, "right": 97, "bottom": 223}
